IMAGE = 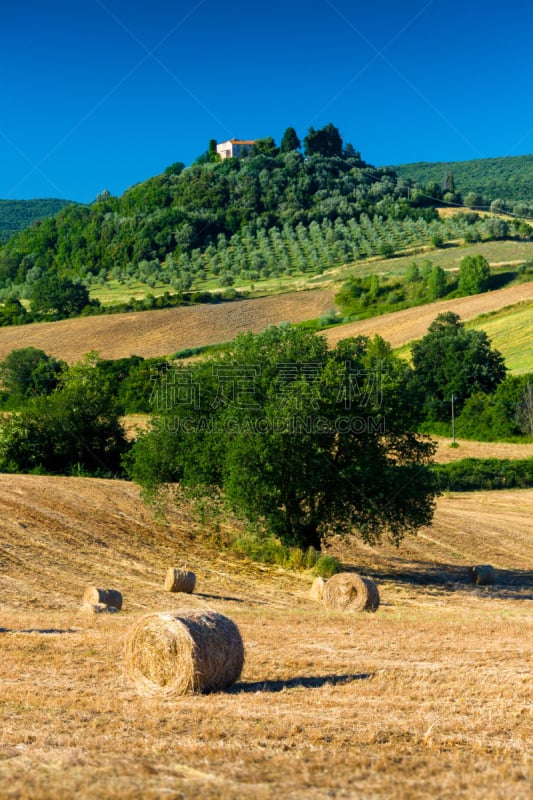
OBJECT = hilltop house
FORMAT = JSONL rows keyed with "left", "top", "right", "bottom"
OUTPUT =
{"left": 216, "top": 138, "right": 257, "bottom": 159}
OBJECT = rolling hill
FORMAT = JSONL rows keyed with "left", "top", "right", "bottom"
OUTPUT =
{"left": 4, "top": 130, "right": 530, "bottom": 328}
{"left": 393, "top": 154, "right": 533, "bottom": 205}
{"left": 0, "top": 197, "right": 75, "bottom": 240}
{"left": 0, "top": 281, "right": 531, "bottom": 370}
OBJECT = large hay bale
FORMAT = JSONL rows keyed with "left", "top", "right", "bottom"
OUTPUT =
{"left": 124, "top": 610, "right": 244, "bottom": 695}
{"left": 322, "top": 572, "right": 380, "bottom": 613}
{"left": 310, "top": 576, "right": 326, "bottom": 601}
{"left": 469, "top": 565, "right": 496, "bottom": 586}
{"left": 82, "top": 586, "right": 123, "bottom": 611}
{"left": 164, "top": 567, "right": 196, "bottom": 594}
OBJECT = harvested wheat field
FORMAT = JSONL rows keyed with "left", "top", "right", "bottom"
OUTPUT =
{"left": 0, "top": 289, "right": 335, "bottom": 364}
{"left": 0, "top": 283, "right": 532, "bottom": 367}
{"left": 324, "top": 282, "right": 533, "bottom": 350}
{"left": 432, "top": 436, "right": 533, "bottom": 463}
{"left": 0, "top": 474, "right": 532, "bottom": 799}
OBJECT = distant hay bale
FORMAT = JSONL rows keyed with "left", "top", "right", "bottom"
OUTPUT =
{"left": 124, "top": 610, "right": 244, "bottom": 696}
{"left": 164, "top": 568, "right": 196, "bottom": 594}
{"left": 310, "top": 576, "right": 326, "bottom": 601}
{"left": 322, "top": 572, "right": 380, "bottom": 613}
{"left": 82, "top": 586, "right": 123, "bottom": 611}
{"left": 469, "top": 565, "right": 496, "bottom": 586}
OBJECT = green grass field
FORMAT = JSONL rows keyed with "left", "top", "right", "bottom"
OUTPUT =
{"left": 395, "top": 300, "right": 533, "bottom": 374}
{"left": 467, "top": 301, "right": 533, "bottom": 373}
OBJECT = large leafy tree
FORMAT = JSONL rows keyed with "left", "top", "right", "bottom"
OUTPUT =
{"left": 280, "top": 126, "right": 301, "bottom": 153}
{"left": 252, "top": 137, "right": 279, "bottom": 157}
{"left": 130, "top": 326, "right": 437, "bottom": 550}
{"left": 410, "top": 312, "right": 507, "bottom": 421}
{"left": 29, "top": 272, "right": 92, "bottom": 319}
{"left": 0, "top": 296, "right": 28, "bottom": 326}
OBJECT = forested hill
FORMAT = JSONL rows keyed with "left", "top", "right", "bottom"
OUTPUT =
{"left": 0, "top": 130, "right": 407, "bottom": 294}
{"left": 0, "top": 198, "right": 75, "bottom": 241}
{"left": 0, "top": 125, "right": 531, "bottom": 324}
{"left": 392, "top": 154, "right": 533, "bottom": 207}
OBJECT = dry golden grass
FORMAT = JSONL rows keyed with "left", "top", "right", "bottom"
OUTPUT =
{"left": 0, "top": 282, "right": 532, "bottom": 368}
{"left": 432, "top": 436, "right": 533, "bottom": 463}
{"left": 435, "top": 206, "right": 519, "bottom": 223}
{"left": 0, "top": 289, "right": 335, "bottom": 364}
{"left": 0, "top": 473, "right": 532, "bottom": 798}
{"left": 324, "top": 282, "right": 533, "bottom": 350}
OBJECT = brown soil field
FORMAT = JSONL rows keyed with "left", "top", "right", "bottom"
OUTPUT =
{"left": 1, "top": 282, "right": 532, "bottom": 366}
{"left": 1, "top": 473, "right": 531, "bottom": 799}
{"left": 0, "top": 289, "right": 336, "bottom": 364}
{"left": 324, "top": 282, "right": 533, "bottom": 349}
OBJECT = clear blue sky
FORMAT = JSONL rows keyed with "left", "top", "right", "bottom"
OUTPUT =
{"left": 2, "top": 0, "right": 532, "bottom": 202}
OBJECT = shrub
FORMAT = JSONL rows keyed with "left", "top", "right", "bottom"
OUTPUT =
{"left": 433, "top": 457, "right": 533, "bottom": 491}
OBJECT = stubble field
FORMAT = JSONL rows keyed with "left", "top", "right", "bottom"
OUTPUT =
{"left": 1, "top": 474, "right": 531, "bottom": 799}
{"left": 0, "top": 281, "right": 532, "bottom": 368}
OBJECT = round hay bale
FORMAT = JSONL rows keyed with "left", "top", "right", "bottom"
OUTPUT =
{"left": 124, "top": 610, "right": 245, "bottom": 695}
{"left": 82, "top": 586, "right": 123, "bottom": 611}
{"left": 310, "top": 576, "right": 326, "bottom": 601}
{"left": 164, "top": 568, "right": 196, "bottom": 594}
{"left": 469, "top": 565, "right": 496, "bottom": 586}
{"left": 322, "top": 572, "right": 380, "bottom": 613}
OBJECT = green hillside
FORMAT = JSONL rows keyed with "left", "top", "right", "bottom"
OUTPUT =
{"left": 0, "top": 198, "right": 75, "bottom": 241}
{"left": 392, "top": 154, "right": 533, "bottom": 208}
{"left": 0, "top": 125, "right": 531, "bottom": 327}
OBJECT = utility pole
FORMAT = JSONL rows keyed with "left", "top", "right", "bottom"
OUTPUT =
{"left": 451, "top": 394, "right": 456, "bottom": 445}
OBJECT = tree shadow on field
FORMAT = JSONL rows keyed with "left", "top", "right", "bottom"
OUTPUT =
{"left": 0, "top": 628, "right": 79, "bottom": 635}
{"left": 363, "top": 561, "right": 533, "bottom": 600}
{"left": 194, "top": 592, "right": 247, "bottom": 604}
{"left": 228, "top": 672, "right": 373, "bottom": 694}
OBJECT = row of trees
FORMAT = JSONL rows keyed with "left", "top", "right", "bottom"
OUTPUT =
{"left": 202, "top": 125, "right": 355, "bottom": 163}
{"left": 99, "top": 212, "right": 499, "bottom": 293}
{"left": 1, "top": 211, "right": 517, "bottom": 322}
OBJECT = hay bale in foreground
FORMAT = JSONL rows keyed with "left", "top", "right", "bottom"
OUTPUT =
{"left": 310, "top": 576, "right": 326, "bottom": 601}
{"left": 164, "top": 567, "right": 196, "bottom": 594}
{"left": 469, "top": 565, "right": 496, "bottom": 586}
{"left": 124, "top": 610, "right": 244, "bottom": 695}
{"left": 82, "top": 586, "right": 123, "bottom": 611}
{"left": 322, "top": 572, "right": 380, "bottom": 613}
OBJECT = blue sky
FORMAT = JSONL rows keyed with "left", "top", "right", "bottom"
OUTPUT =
{"left": 1, "top": 0, "right": 532, "bottom": 202}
